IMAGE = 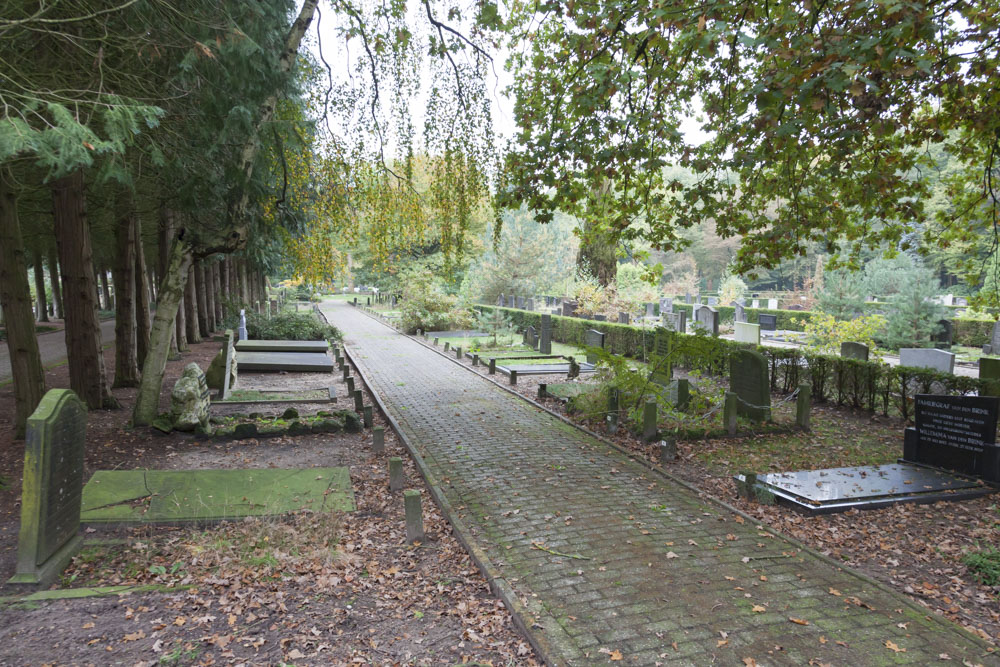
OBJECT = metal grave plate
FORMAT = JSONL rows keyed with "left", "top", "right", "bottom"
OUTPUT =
{"left": 747, "top": 463, "right": 992, "bottom": 514}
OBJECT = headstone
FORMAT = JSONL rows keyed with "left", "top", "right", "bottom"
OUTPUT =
{"left": 525, "top": 325, "right": 538, "bottom": 350}
{"left": 935, "top": 319, "right": 953, "bottom": 347}
{"left": 987, "top": 321, "right": 1000, "bottom": 356}
{"left": 660, "top": 298, "right": 672, "bottom": 314}
{"left": 898, "top": 348, "right": 955, "bottom": 374}
{"left": 642, "top": 401, "right": 658, "bottom": 441}
{"left": 171, "top": 363, "right": 210, "bottom": 431}
{"left": 903, "top": 395, "right": 1000, "bottom": 482}
{"left": 562, "top": 300, "right": 578, "bottom": 317}
{"left": 593, "top": 314, "right": 607, "bottom": 321}
{"left": 707, "top": 296, "right": 718, "bottom": 306}
{"left": 618, "top": 312, "right": 630, "bottom": 324}
{"left": 663, "top": 311, "right": 686, "bottom": 334}
{"left": 508, "top": 295, "right": 516, "bottom": 308}
{"left": 270, "top": 299, "right": 278, "bottom": 315}
{"left": 692, "top": 305, "right": 719, "bottom": 336}
{"left": 669, "top": 379, "right": 690, "bottom": 409}
{"left": 730, "top": 350, "right": 770, "bottom": 422}
{"left": 650, "top": 327, "right": 672, "bottom": 386}
{"left": 757, "top": 314, "right": 777, "bottom": 331}
{"left": 942, "top": 294, "right": 954, "bottom": 306}
{"left": 526, "top": 298, "right": 534, "bottom": 311}
{"left": 734, "top": 322, "right": 760, "bottom": 345}
{"left": 956, "top": 296, "right": 968, "bottom": 307}
{"left": 585, "top": 329, "right": 605, "bottom": 365}
{"left": 238, "top": 309, "right": 248, "bottom": 341}
{"left": 539, "top": 314, "right": 552, "bottom": 354}
{"left": 685, "top": 294, "right": 692, "bottom": 304}
{"left": 733, "top": 302, "right": 746, "bottom": 323}
{"left": 516, "top": 296, "right": 524, "bottom": 309}
{"left": 841, "top": 342, "right": 870, "bottom": 361}
{"left": 767, "top": 298, "right": 778, "bottom": 310}
{"left": 645, "top": 303, "right": 655, "bottom": 317}
{"left": 10, "top": 390, "right": 86, "bottom": 585}
{"left": 498, "top": 293, "right": 504, "bottom": 307}
{"left": 751, "top": 299, "right": 760, "bottom": 308}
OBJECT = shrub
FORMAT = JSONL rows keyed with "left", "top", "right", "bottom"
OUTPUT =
{"left": 962, "top": 547, "right": 1000, "bottom": 587}
{"left": 247, "top": 312, "right": 341, "bottom": 342}
{"left": 398, "top": 271, "right": 472, "bottom": 333}
{"left": 797, "top": 311, "right": 885, "bottom": 358}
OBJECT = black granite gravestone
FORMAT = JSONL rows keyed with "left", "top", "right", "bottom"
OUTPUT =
{"left": 903, "top": 394, "right": 1000, "bottom": 482}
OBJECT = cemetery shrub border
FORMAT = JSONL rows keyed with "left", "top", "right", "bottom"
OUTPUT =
{"left": 477, "top": 306, "right": 1000, "bottom": 422}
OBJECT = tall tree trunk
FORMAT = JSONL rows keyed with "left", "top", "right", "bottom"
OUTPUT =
{"left": 111, "top": 201, "right": 139, "bottom": 388}
{"left": 158, "top": 205, "right": 180, "bottom": 356}
{"left": 185, "top": 265, "right": 201, "bottom": 343}
{"left": 195, "top": 262, "right": 210, "bottom": 337}
{"left": 32, "top": 247, "right": 49, "bottom": 322}
{"left": 238, "top": 259, "right": 249, "bottom": 305}
{"left": 99, "top": 268, "right": 112, "bottom": 312}
{"left": 133, "top": 236, "right": 193, "bottom": 425}
{"left": 0, "top": 168, "right": 46, "bottom": 438}
{"left": 52, "top": 169, "right": 117, "bottom": 409}
{"left": 220, "top": 257, "right": 231, "bottom": 305}
{"left": 212, "top": 262, "right": 223, "bottom": 325}
{"left": 47, "top": 245, "right": 62, "bottom": 320}
{"left": 203, "top": 262, "right": 216, "bottom": 333}
{"left": 134, "top": 217, "right": 151, "bottom": 366}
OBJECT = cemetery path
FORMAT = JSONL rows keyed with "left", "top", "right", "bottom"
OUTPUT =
{"left": 325, "top": 300, "right": 994, "bottom": 666}
{"left": 0, "top": 318, "right": 116, "bottom": 384}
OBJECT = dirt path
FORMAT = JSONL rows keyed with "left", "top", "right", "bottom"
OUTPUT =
{"left": 0, "top": 319, "right": 116, "bottom": 384}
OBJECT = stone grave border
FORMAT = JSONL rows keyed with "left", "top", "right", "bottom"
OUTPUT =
{"left": 340, "top": 303, "right": 995, "bottom": 659}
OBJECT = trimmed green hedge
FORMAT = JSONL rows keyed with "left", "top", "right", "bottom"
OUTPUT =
{"left": 476, "top": 305, "right": 998, "bottom": 421}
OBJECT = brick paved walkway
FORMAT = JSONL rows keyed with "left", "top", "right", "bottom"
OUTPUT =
{"left": 325, "top": 300, "right": 994, "bottom": 666}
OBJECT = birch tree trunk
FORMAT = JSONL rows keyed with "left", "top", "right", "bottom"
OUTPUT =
{"left": 0, "top": 167, "right": 46, "bottom": 438}
{"left": 133, "top": 235, "right": 192, "bottom": 425}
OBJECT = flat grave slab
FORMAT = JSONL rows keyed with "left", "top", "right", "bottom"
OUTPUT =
{"left": 497, "top": 362, "right": 596, "bottom": 375}
{"left": 740, "top": 463, "right": 992, "bottom": 514}
{"left": 235, "top": 340, "right": 329, "bottom": 353}
{"left": 81, "top": 468, "right": 354, "bottom": 524}
{"left": 425, "top": 330, "right": 489, "bottom": 338}
{"left": 542, "top": 383, "right": 592, "bottom": 402}
{"left": 235, "top": 351, "right": 334, "bottom": 372}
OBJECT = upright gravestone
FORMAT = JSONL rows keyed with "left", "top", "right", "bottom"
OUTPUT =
{"left": 585, "top": 329, "right": 605, "bottom": 365}
{"left": 899, "top": 348, "right": 956, "bottom": 374}
{"left": 238, "top": 309, "right": 248, "bottom": 341}
{"left": 645, "top": 303, "right": 656, "bottom": 318}
{"left": 841, "top": 342, "right": 870, "bottom": 361}
{"left": 618, "top": 312, "right": 630, "bottom": 324}
{"left": 685, "top": 294, "right": 693, "bottom": 304}
{"left": 734, "top": 322, "right": 760, "bottom": 345}
{"left": 562, "top": 300, "right": 578, "bottom": 317}
{"left": 526, "top": 298, "right": 534, "bottom": 312}
{"left": 707, "top": 296, "right": 718, "bottom": 306}
{"left": 660, "top": 298, "right": 672, "bottom": 314}
{"left": 508, "top": 295, "right": 516, "bottom": 308}
{"left": 935, "top": 319, "right": 953, "bottom": 348}
{"left": 650, "top": 328, "right": 672, "bottom": 387}
{"left": 593, "top": 314, "right": 607, "bottom": 321}
{"left": 539, "top": 314, "right": 552, "bottom": 354}
{"left": 730, "top": 350, "right": 770, "bottom": 422}
{"left": 903, "top": 395, "right": 1000, "bottom": 482}
{"left": 664, "top": 311, "right": 687, "bottom": 334}
{"left": 767, "top": 298, "right": 778, "bottom": 310}
{"left": 692, "top": 306, "right": 719, "bottom": 336}
{"left": 516, "top": 296, "right": 524, "bottom": 309}
{"left": 757, "top": 314, "right": 778, "bottom": 332}
{"left": 11, "top": 390, "right": 86, "bottom": 585}
{"left": 751, "top": 299, "right": 760, "bottom": 309}
{"left": 987, "top": 321, "right": 1000, "bottom": 355}
{"left": 525, "top": 325, "right": 538, "bottom": 350}
{"left": 498, "top": 293, "right": 504, "bottom": 307}
{"left": 733, "top": 302, "right": 746, "bottom": 323}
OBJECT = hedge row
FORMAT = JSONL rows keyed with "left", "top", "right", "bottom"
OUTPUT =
{"left": 490, "top": 302, "right": 995, "bottom": 348}
{"left": 477, "top": 305, "right": 997, "bottom": 421}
